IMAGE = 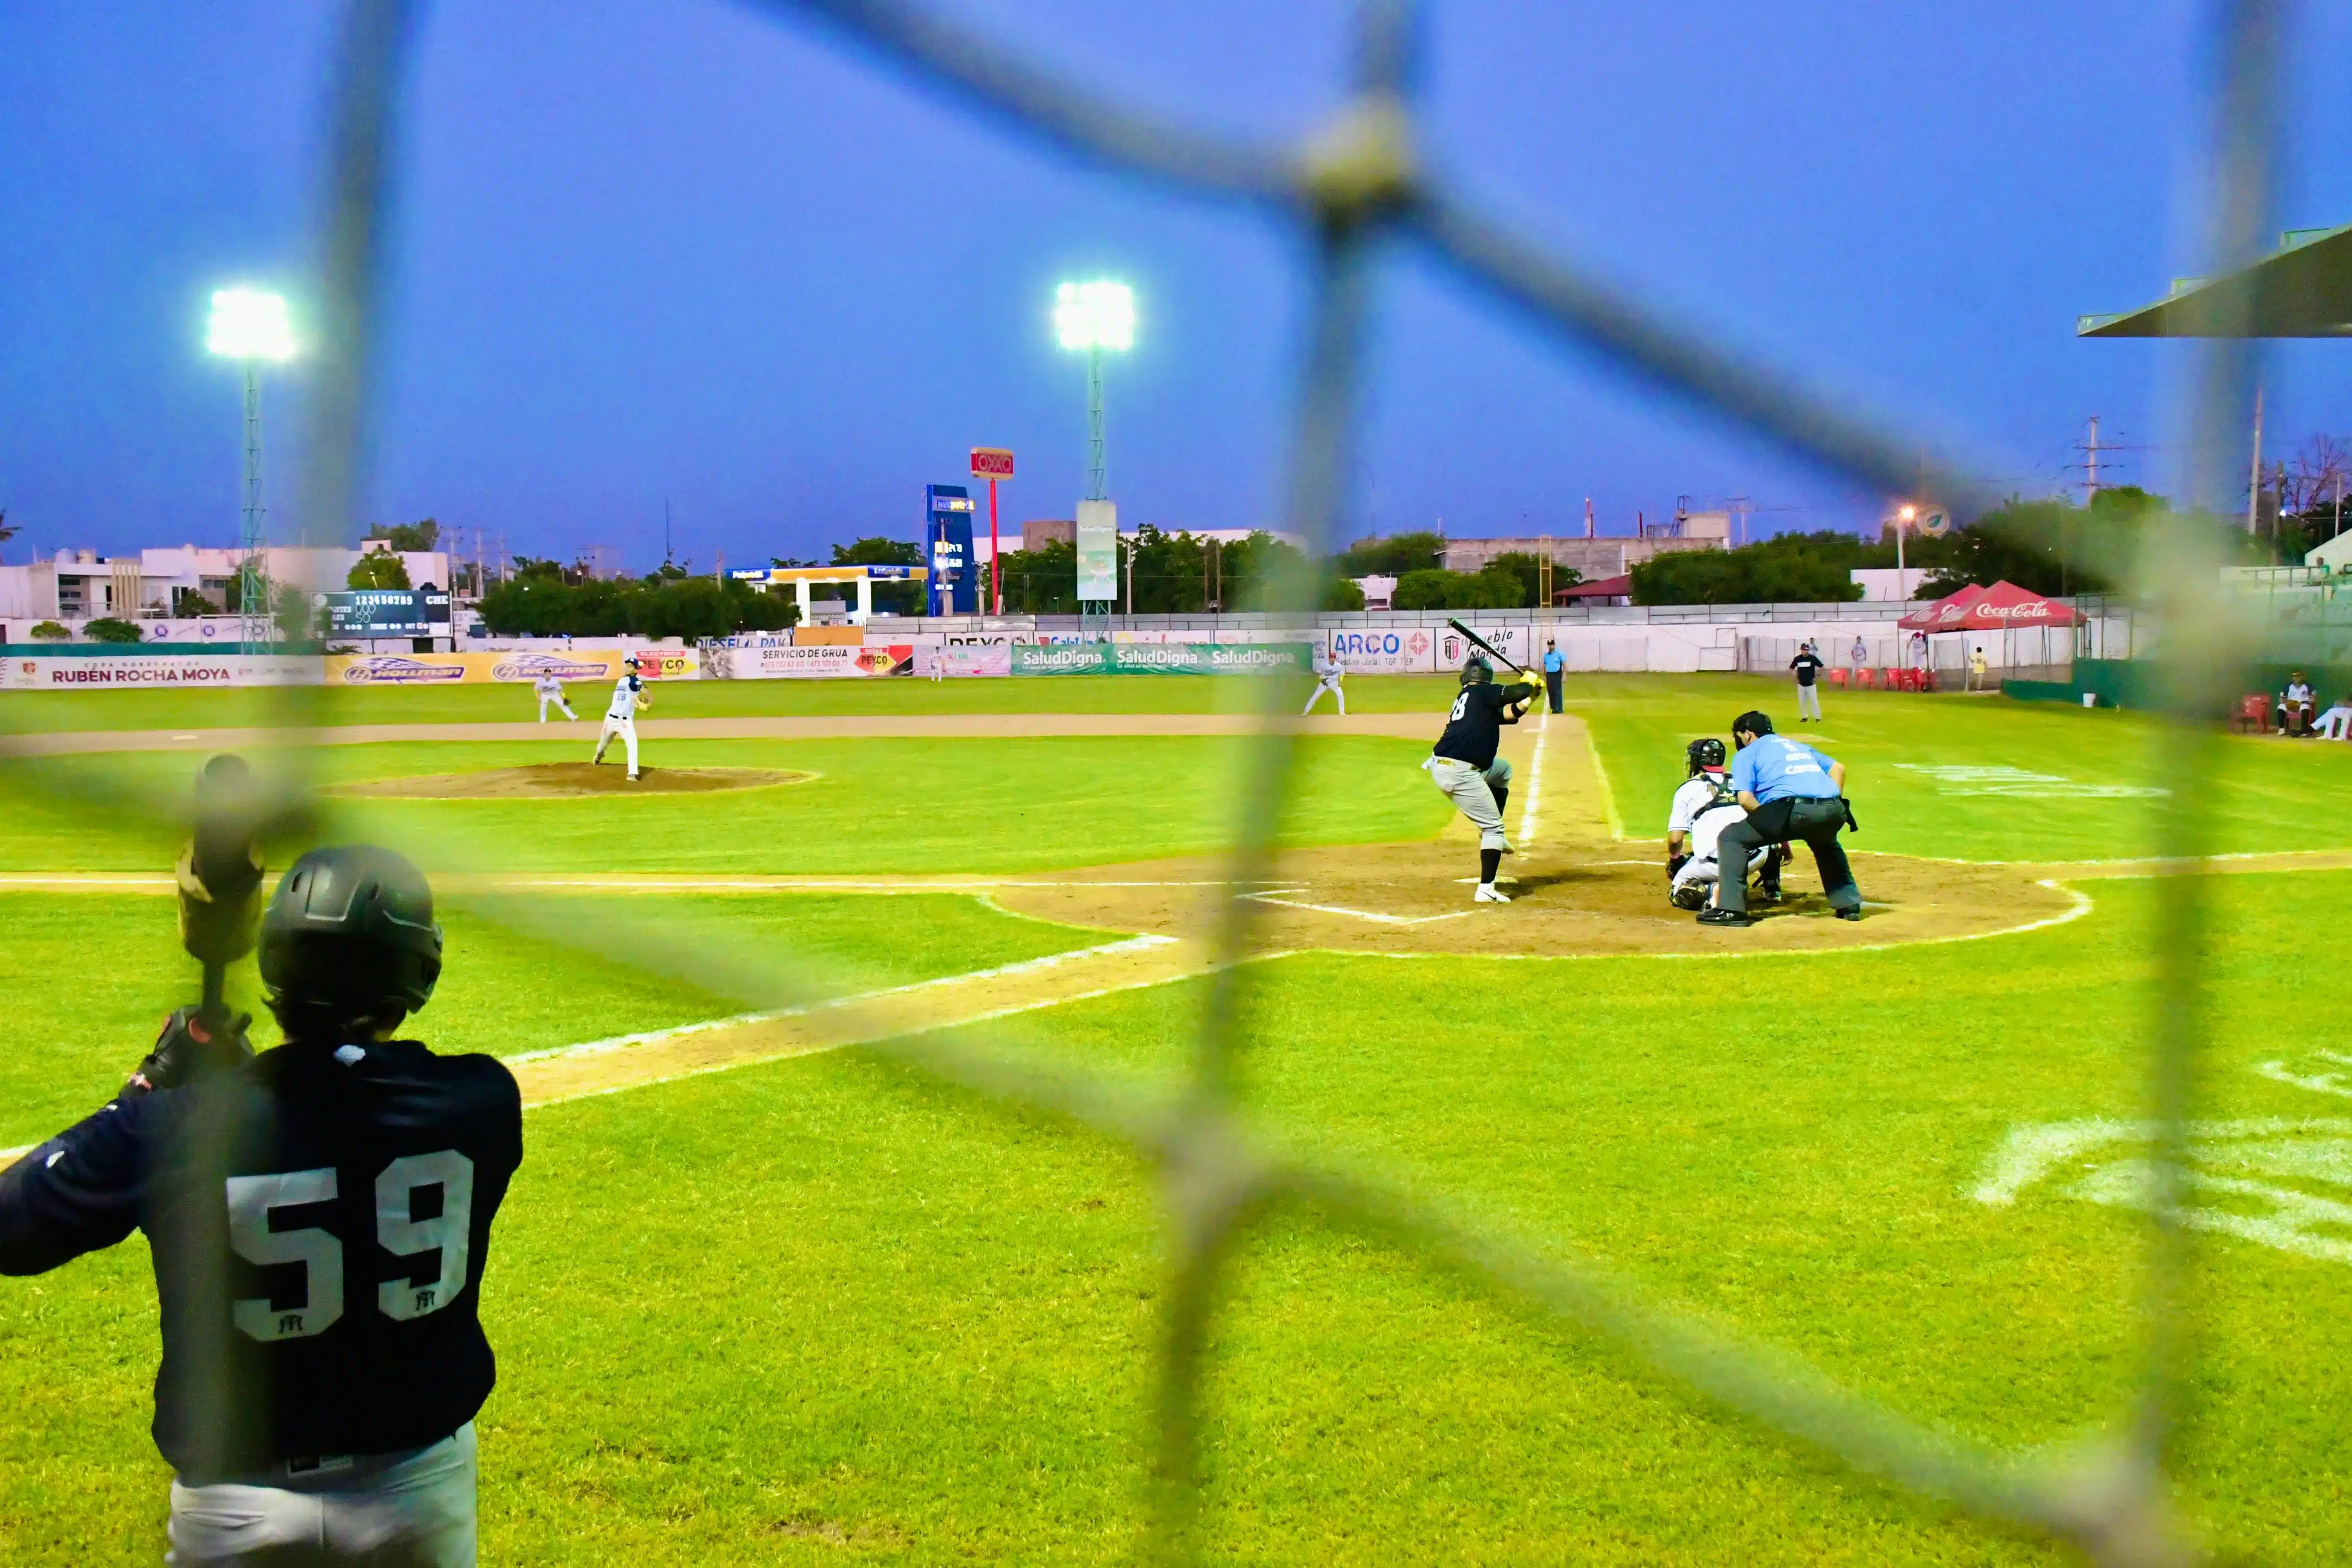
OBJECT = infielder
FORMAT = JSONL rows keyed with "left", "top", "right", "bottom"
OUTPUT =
{"left": 1665, "top": 738, "right": 1779, "bottom": 910}
{"left": 0, "top": 846, "right": 522, "bottom": 1567}
{"left": 1424, "top": 657, "right": 1537, "bottom": 903}
{"left": 533, "top": 672, "right": 575, "bottom": 723}
{"left": 591, "top": 655, "right": 651, "bottom": 780}
{"left": 1302, "top": 646, "right": 1347, "bottom": 715}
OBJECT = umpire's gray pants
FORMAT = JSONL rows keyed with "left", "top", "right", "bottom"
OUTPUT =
{"left": 1796, "top": 683, "right": 1822, "bottom": 720}
{"left": 168, "top": 1423, "right": 477, "bottom": 1566}
{"left": 1424, "top": 756, "right": 1512, "bottom": 849}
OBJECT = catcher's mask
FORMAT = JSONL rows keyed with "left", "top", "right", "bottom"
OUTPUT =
{"left": 1460, "top": 657, "right": 1493, "bottom": 687}
{"left": 1685, "top": 737, "right": 1726, "bottom": 775}
{"left": 259, "top": 845, "right": 443, "bottom": 1033}
{"left": 1670, "top": 880, "right": 1709, "bottom": 911}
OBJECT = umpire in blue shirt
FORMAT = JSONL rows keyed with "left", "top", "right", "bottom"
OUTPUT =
{"left": 1700, "top": 709, "right": 1862, "bottom": 927}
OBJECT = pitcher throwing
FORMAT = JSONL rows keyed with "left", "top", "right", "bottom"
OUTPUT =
{"left": 592, "top": 655, "right": 651, "bottom": 781}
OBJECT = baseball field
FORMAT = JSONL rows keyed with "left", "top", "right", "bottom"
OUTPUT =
{"left": 3, "top": 673, "right": 2349, "bottom": 1565}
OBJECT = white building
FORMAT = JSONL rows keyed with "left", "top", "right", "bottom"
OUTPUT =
{"left": 1849, "top": 568, "right": 1931, "bottom": 601}
{"left": 0, "top": 543, "right": 451, "bottom": 627}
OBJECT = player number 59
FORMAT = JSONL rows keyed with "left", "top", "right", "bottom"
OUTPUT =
{"left": 224, "top": 1151, "right": 475, "bottom": 1342}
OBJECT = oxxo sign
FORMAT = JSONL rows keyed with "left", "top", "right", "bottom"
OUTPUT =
{"left": 969, "top": 448, "right": 1015, "bottom": 481}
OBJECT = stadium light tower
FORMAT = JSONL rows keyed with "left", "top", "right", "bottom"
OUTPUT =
{"left": 1054, "top": 280, "right": 1134, "bottom": 501}
{"left": 206, "top": 288, "right": 296, "bottom": 652}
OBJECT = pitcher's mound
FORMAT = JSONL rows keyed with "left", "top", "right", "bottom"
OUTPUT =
{"left": 338, "top": 764, "right": 815, "bottom": 800}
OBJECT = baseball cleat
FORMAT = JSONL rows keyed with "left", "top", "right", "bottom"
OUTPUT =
{"left": 626, "top": 773, "right": 641, "bottom": 782}
{"left": 1473, "top": 883, "right": 1511, "bottom": 903}
{"left": 1697, "top": 907, "right": 1755, "bottom": 927}
{"left": 1835, "top": 908, "right": 1861, "bottom": 921}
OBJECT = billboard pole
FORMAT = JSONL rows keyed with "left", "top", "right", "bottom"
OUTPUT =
{"left": 970, "top": 448, "right": 1015, "bottom": 616}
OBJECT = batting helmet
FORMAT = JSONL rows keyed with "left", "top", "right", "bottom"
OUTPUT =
{"left": 1685, "top": 737, "right": 1726, "bottom": 774}
{"left": 258, "top": 846, "right": 443, "bottom": 1030}
{"left": 1460, "top": 657, "right": 1493, "bottom": 687}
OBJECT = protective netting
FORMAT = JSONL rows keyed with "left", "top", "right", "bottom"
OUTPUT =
{"left": 6, "top": 1, "right": 2303, "bottom": 1562}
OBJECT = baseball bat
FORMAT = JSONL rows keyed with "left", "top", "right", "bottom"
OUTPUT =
{"left": 180, "top": 755, "right": 265, "bottom": 1011}
{"left": 1445, "top": 618, "right": 1530, "bottom": 677}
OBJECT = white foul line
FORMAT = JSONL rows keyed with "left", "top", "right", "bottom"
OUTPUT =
{"left": 1584, "top": 721, "right": 1624, "bottom": 841}
{"left": 1517, "top": 710, "right": 1550, "bottom": 849}
{"left": 502, "top": 933, "right": 1178, "bottom": 1065}
{"left": 1240, "top": 891, "right": 1473, "bottom": 926}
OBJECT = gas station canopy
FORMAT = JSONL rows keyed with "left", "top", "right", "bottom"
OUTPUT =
{"left": 2077, "top": 223, "right": 2352, "bottom": 337}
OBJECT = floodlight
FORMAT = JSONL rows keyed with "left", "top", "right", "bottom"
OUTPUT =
{"left": 1055, "top": 280, "right": 1134, "bottom": 352}
{"left": 206, "top": 288, "right": 296, "bottom": 362}
{"left": 1897, "top": 504, "right": 1916, "bottom": 522}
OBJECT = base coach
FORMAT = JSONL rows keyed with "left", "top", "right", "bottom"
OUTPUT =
{"left": 1700, "top": 710, "right": 1862, "bottom": 928}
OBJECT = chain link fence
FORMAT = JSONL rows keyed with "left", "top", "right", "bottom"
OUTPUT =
{"left": 6, "top": 0, "right": 2305, "bottom": 1561}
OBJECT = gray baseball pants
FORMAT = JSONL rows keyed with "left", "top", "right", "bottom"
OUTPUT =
{"left": 1424, "top": 756, "right": 1512, "bottom": 849}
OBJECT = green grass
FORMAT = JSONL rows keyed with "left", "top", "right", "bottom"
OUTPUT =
{"left": 0, "top": 734, "right": 1450, "bottom": 874}
{"left": 0, "top": 673, "right": 1469, "bottom": 731}
{"left": 4, "top": 678, "right": 2349, "bottom": 1564}
{"left": 1560, "top": 673, "right": 2352, "bottom": 860}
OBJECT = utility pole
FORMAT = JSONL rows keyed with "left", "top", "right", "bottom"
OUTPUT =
{"left": 2085, "top": 415, "right": 2101, "bottom": 501}
{"left": 2246, "top": 383, "right": 2264, "bottom": 533}
{"left": 1584, "top": 497, "right": 1594, "bottom": 539}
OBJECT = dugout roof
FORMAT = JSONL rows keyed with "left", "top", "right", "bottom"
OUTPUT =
{"left": 2078, "top": 223, "right": 2352, "bottom": 337}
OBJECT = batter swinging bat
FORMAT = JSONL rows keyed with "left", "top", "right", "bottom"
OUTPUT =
{"left": 1446, "top": 618, "right": 1530, "bottom": 677}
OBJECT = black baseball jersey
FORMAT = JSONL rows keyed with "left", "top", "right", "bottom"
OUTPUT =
{"left": 1432, "top": 680, "right": 1537, "bottom": 770}
{"left": 1791, "top": 651, "right": 1824, "bottom": 687}
{"left": 0, "top": 1038, "right": 521, "bottom": 1481}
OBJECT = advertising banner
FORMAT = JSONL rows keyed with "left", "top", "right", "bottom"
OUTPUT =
{"left": 3, "top": 653, "right": 323, "bottom": 690}
{"left": 940, "top": 645, "right": 1012, "bottom": 677}
{"left": 715, "top": 644, "right": 914, "bottom": 679}
{"left": 1435, "top": 623, "right": 1529, "bottom": 672}
{"left": 1325, "top": 627, "right": 1436, "bottom": 673}
{"left": 1076, "top": 500, "right": 1118, "bottom": 602}
{"left": 325, "top": 648, "right": 699, "bottom": 686}
{"left": 1008, "top": 642, "right": 1313, "bottom": 675}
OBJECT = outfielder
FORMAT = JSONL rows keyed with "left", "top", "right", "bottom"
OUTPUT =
{"left": 532, "top": 672, "right": 575, "bottom": 723}
{"left": 591, "top": 655, "right": 651, "bottom": 780}
{"left": 0, "top": 844, "right": 522, "bottom": 1566}
{"left": 1664, "top": 738, "right": 1778, "bottom": 911}
{"left": 1424, "top": 657, "right": 1537, "bottom": 903}
{"left": 1302, "top": 646, "right": 1347, "bottom": 715}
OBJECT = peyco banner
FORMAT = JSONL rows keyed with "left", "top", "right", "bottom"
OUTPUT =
{"left": 327, "top": 649, "right": 698, "bottom": 685}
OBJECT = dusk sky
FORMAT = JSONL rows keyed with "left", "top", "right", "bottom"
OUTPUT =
{"left": 8, "top": 1, "right": 2352, "bottom": 574}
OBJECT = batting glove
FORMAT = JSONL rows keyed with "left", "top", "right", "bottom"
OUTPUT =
{"left": 124, "top": 1004, "right": 255, "bottom": 1097}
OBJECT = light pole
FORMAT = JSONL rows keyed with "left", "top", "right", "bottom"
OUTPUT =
{"left": 1055, "top": 280, "right": 1134, "bottom": 635}
{"left": 206, "top": 288, "right": 296, "bottom": 652}
{"left": 1055, "top": 280, "right": 1133, "bottom": 501}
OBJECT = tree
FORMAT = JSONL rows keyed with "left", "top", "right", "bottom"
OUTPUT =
{"left": 1630, "top": 531, "right": 1872, "bottom": 605}
{"left": 1320, "top": 576, "right": 1367, "bottom": 611}
{"left": 1392, "top": 567, "right": 1525, "bottom": 610}
{"left": 368, "top": 519, "right": 439, "bottom": 552}
{"left": 1334, "top": 531, "right": 1445, "bottom": 578}
{"left": 83, "top": 617, "right": 144, "bottom": 644}
{"left": 172, "top": 587, "right": 221, "bottom": 617}
{"left": 827, "top": 538, "right": 924, "bottom": 613}
{"left": 474, "top": 573, "right": 795, "bottom": 638}
{"left": 992, "top": 541, "right": 1081, "bottom": 614}
{"left": 348, "top": 552, "right": 412, "bottom": 590}
{"left": 29, "top": 620, "right": 68, "bottom": 640}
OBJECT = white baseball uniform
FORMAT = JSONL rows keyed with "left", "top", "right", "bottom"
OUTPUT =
{"left": 594, "top": 673, "right": 644, "bottom": 777}
{"left": 533, "top": 674, "right": 574, "bottom": 722}
{"left": 2316, "top": 703, "right": 2352, "bottom": 740}
{"left": 1302, "top": 650, "right": 1346, "bottom": 715}
{"left": 1667, "top": 773, "right": 1767, "bottom": 900}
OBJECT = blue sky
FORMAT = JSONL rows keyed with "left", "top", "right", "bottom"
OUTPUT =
{"left": 6, "top": 1, "right": 2352, "bottom": 573}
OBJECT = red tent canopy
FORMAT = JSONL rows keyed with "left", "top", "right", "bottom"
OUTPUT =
{"left": 1897, "top": 580, "right": 2082, "bottom": 631}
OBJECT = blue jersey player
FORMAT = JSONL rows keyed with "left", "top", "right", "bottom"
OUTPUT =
{"left": 0, "top": 845, "right": 521, "bottom": 1566}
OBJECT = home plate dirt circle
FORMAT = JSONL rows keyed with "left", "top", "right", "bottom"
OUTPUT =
{"left": 335, "top": 763, "right": 815, "bottom": 799}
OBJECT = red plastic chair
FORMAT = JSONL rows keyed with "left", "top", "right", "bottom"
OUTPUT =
{"left": 1856, "top": 668, "right": 1874, "bottom": 690}
{"left": 2229, "top": 694, "right": 2269, "bottom": 734}
{"left": 1828, "top": 668, "right": 1848, "bottom": 688}
{"left": 1882, "top": 668, "right": 1900, "bottom": 691}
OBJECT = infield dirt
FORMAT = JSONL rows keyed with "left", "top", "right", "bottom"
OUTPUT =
{"left": 334, "top": 762, "right": 814, "bottom": 798}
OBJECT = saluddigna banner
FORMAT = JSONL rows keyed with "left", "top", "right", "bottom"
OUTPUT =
{"left": 1010, "top": 643, "right": 1314, "bottom": 675}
